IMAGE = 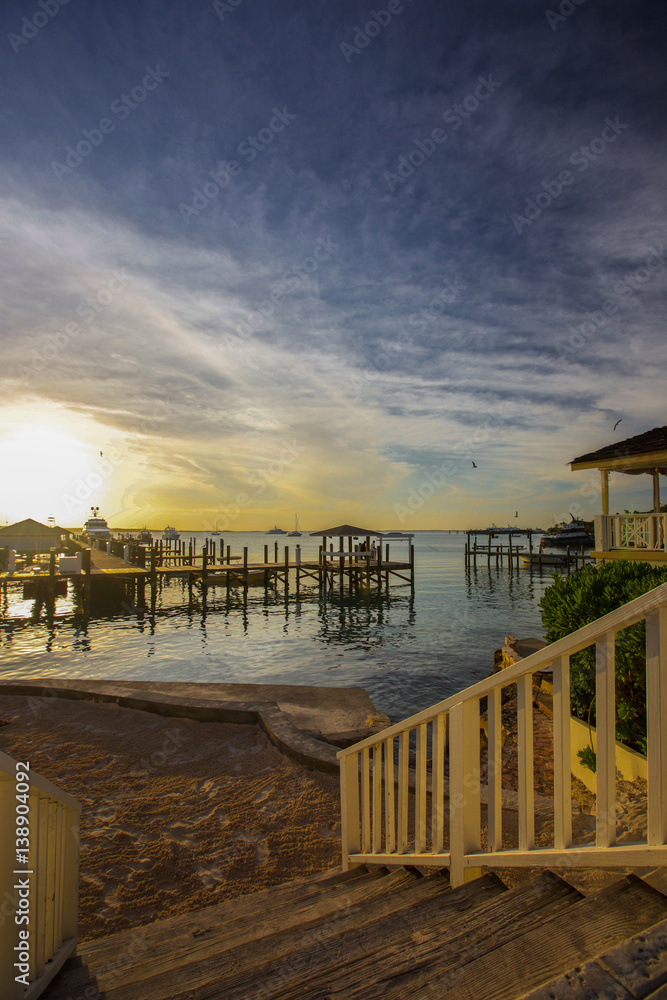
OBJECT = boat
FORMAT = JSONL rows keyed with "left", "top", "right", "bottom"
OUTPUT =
{"left": 520, "top": 552, "right": 593, "bottom": 566}
{"left": 82, "top": 507, "right": 112, "bottom": 542}
{"left": 288, "top": 515, "right": 301, "bottom": 537}
{"left": 266, "top": 525, "right": 287, "bottom": 534}
{"left": 163, "top": 526, "right": 180, "bottom": 541}
{"left": 540, "top": 516, "right": 594, "bottom": 548}
{"left": 138, "top": 528, "right": 153, "bottom": 544}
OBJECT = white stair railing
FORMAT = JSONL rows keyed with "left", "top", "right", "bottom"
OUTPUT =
{"left": 339, "top": 581, "right": 667, "bottom": 886}
{"left": 0, "top": 752, "right": 80, "bottom": 1000}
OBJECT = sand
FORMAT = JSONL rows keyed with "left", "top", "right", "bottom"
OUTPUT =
{"left": 0, "top": 694, "right": 342, "bottom": 942}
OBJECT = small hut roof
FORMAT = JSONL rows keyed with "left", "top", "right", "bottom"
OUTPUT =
{"left": 309, "top": 523, "right": 381, "bottom": 537}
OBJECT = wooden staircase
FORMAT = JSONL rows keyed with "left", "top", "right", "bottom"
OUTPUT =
{"left": 43, "top": 865, "right": 667, "bottom": 1000}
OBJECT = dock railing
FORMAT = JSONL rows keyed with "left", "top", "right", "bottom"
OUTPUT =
{"left": 338, "top": 581, "right": 667, "bottom": 885}
{"left": 0, "top": 752, "right": 80, "bottom": 1000}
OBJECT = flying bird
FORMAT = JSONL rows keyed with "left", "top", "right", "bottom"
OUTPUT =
{"left": 100, "top": 450, "right": 103, "bottom": 457}
{"left": 613, "top": 419, "right": 622, "bottom": 430}
{"left": 515, "top": 511, "right": 519, "bottom": 517}
{"left": 471, "top": 461, "right": 477, "bottom": 468}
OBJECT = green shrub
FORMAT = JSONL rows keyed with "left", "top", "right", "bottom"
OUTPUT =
{"left": 539, "top": 560, "right": 667, "bottom": 754}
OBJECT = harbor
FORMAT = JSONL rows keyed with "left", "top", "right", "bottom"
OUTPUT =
{"left": 0, "top": 531, "right": 556, "bottom": 725}
{"left": 463, "top": 527, "right": 593, "bottom": 572}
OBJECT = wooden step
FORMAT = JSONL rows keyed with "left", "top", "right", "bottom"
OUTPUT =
{"left": 519, "top": 915, "right": 667, "bottom": 999}
{"left": 391, "top": 874, "right": 667, "bottom": 1000}
{"left": 67, "top": 867, "right": 442, "bottom": 998}
{"left": 260, "top": 870, "right": 583, "bottom": 1000}
{"left": 114, "top": 872, "right": 507, "bottom": 1000}
{"left": 43, "top": 865, "right": 384, "bottom": 999}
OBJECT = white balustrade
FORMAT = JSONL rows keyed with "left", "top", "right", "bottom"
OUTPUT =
{"left": 338, "top": 582, "right": 667, "bottom": 885}
{"left": 0, "top": 753, "right": 80, "bottom": 1000}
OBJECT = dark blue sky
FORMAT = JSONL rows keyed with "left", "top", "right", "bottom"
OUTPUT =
{"left": 1, "top": 0, "right": 665, "bottom": 528}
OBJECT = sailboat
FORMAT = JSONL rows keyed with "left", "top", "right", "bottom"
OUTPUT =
{"left": 288, "top": 515, "right": 301, "bottom": 537}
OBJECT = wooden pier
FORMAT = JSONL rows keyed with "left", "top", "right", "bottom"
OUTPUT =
{"left": 0, "top": 531, "right": 415, "bottom": 606}
{"left": 464, "top": 528, "right": 591, "bottom": 572}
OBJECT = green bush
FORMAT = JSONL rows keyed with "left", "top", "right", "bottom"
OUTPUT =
{"left": 539, "top": 560, "right": 667, "bottom": 754}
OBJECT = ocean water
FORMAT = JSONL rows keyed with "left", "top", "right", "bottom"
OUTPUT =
{"left": 0, "top": 532, "right": 564, "bottom": 723}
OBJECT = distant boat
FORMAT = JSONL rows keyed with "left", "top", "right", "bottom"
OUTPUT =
{"left": 138, "top": 528, "right": 153, "bottom": 545}
{"left": 266, "top": 525, "right": 287, "bottom": 534}
{"left": 288, "top": 515, "right": 301, "bottom": 537}
{"left": 82, "top": 507, "right": 112, "bottom": 542}
{"left": 541, "top": 517, "right": 594, "bottom": 548}
{"left": 163, "top": 526, "right": 180, "bottom": 540}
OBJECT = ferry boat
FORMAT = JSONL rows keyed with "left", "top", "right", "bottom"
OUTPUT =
{"left": 163, "top": 526, "right": 180, "bottom": 541}
{"left": 82, "top": 507, "right": 112, "bottom": 541}
{"left": 266, "top": 525, "right": 287, "bottom": 534}
{"left": 540, "top": 517, "right": 594, "bottom": 548}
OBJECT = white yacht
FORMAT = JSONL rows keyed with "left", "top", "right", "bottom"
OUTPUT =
{"left": 163, "top": 526, "right": 180, "bottom": 541}
{"left": 82, "top": 507, "right": 112, "bottom": 541}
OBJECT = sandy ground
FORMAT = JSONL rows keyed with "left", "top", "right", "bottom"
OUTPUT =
{"left": 0, "top": 695, "right": 342, "bottom": 942}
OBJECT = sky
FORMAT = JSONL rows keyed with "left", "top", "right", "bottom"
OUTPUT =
{"left": 0, "top": 0, "right": 665, "bottom": 532}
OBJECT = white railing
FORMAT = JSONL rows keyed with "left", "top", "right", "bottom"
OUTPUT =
{"left": 596, "top": 513, "right": 667, "bottom": 553}
{"left": 338, "top": 582, "right": 667, "bottom": 886}
{"left": 0, "top": 752, "right": 80, "bottom": 1000}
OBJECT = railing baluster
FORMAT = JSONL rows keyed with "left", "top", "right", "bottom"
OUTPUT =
{"left": 450, "top": 699, "right": 481, "bottom": 887}
{"left": 340, "top": 753, "right": 361, "bottom": 868}
{"left": 552, "top": 655, "right": 572, "bottom": 850}
{"left": 596, "top": 632, "right": 616, "bottom": 848}
{"left": 384, "top": 737, "right": 395, "bottom": 855}
{"left": 487, "top": 688, "right": 502, "bottom": 852}
{"left": 397, "top": 731, "right": 408, "bottom": 853}
{"left": 517, "top": 673, "right": 535, "bottom": 851}
{"left": 361, "top": 747, "right": 371, "bottom": 853}
{"left": 416, "top": 723, "right": 427, "bottom": 854}
{"left": 372, "top": 744, "right": 382, "bottom": 853}
{"left": 432, "top": 713, "right": 446, "bottom": 854}
{"left": 647, "top": 607, "right": 667, "bottom": 846}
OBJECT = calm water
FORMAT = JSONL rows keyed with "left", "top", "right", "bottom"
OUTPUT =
{"left": 0, "top": 532, "right": 564, "bottom": 722}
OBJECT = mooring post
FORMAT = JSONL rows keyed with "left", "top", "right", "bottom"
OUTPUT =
{"left": 226, "top": 544, "right": 231, "bottom": 565}
{"left": 410, "top": 541, "right": 415, "bottom": 590}
{"left": 264, "top": 544, "right": 269, "bottom": 564}
{"left": 274, "top": 541, "right": 278, "bottom": 563}
{"left": 285, "top": 545, "right": 289, "bottom": 593}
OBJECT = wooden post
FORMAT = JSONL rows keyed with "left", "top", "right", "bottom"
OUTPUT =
{"left": 202, "top": 543, "right": 208, "bottom": 580}
{"left": 264, "top": 544, "right": 269, "bottom": 564}
{"left": 274, "top": 541, "right": 278, "bottom": 563}
{"left": 226, "top": 544, "right": 231, "bottom": 564}
{"left": 285, "top": 545, "right": 289, "bottom": 593}
{"left": 410, "top": 541, "right": 415, "bottom": 590}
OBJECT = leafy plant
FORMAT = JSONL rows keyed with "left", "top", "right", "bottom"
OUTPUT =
{"left": 577, "top": 745, "right": 597, "bottom": 773}
{"left": 539, "top": 560, "right": 667, "bottom": 753}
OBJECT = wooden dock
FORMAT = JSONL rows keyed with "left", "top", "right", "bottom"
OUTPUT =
{"left": 0, "top": 534, "right": 415, "bottom": 605}
{"left": 464, "top": 528, "right": 591, "bottom": 572}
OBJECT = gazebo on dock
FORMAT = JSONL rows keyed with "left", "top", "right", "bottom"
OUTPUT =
{"left": 308, "top": 523, "right": 414, "bottom": 590}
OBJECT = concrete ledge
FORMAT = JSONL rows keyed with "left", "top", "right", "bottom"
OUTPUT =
{"left": 0, "top": 680, "right": 345, "bottom": 774}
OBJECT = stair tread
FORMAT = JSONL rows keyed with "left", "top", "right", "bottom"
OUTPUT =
{"left": 250, "top": 870, "right": 583, "bottom": 1000}
{"left": 381, "top": 874, "right": 667, "bottom": 1000}
{"left": 124, "top": 873, "right": 508, "bottom": 1000}
{"left": 519, "top": 915, "right": 667, "bottom": 1000}
{"left": 68, "top": 867, "right": 446, "bottom": 994}
{"left": 76, "top": 863, "right": 379, "bottom": 963}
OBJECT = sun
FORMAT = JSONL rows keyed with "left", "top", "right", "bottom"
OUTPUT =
{"left": 0, "top": 419, "right": 111, "bottom": 528}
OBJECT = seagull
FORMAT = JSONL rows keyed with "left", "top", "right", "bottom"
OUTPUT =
{"left": 515, "top": 511, "right": 519, "bottom": 517}
{"left": 100, "top": 450, "right": 103, "bottom": 457}
{"left": 613, "top": 418, "right": 622, "bottom": 430}
{"left": 471, "top": 461, "right": 477, "bottom": 468}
